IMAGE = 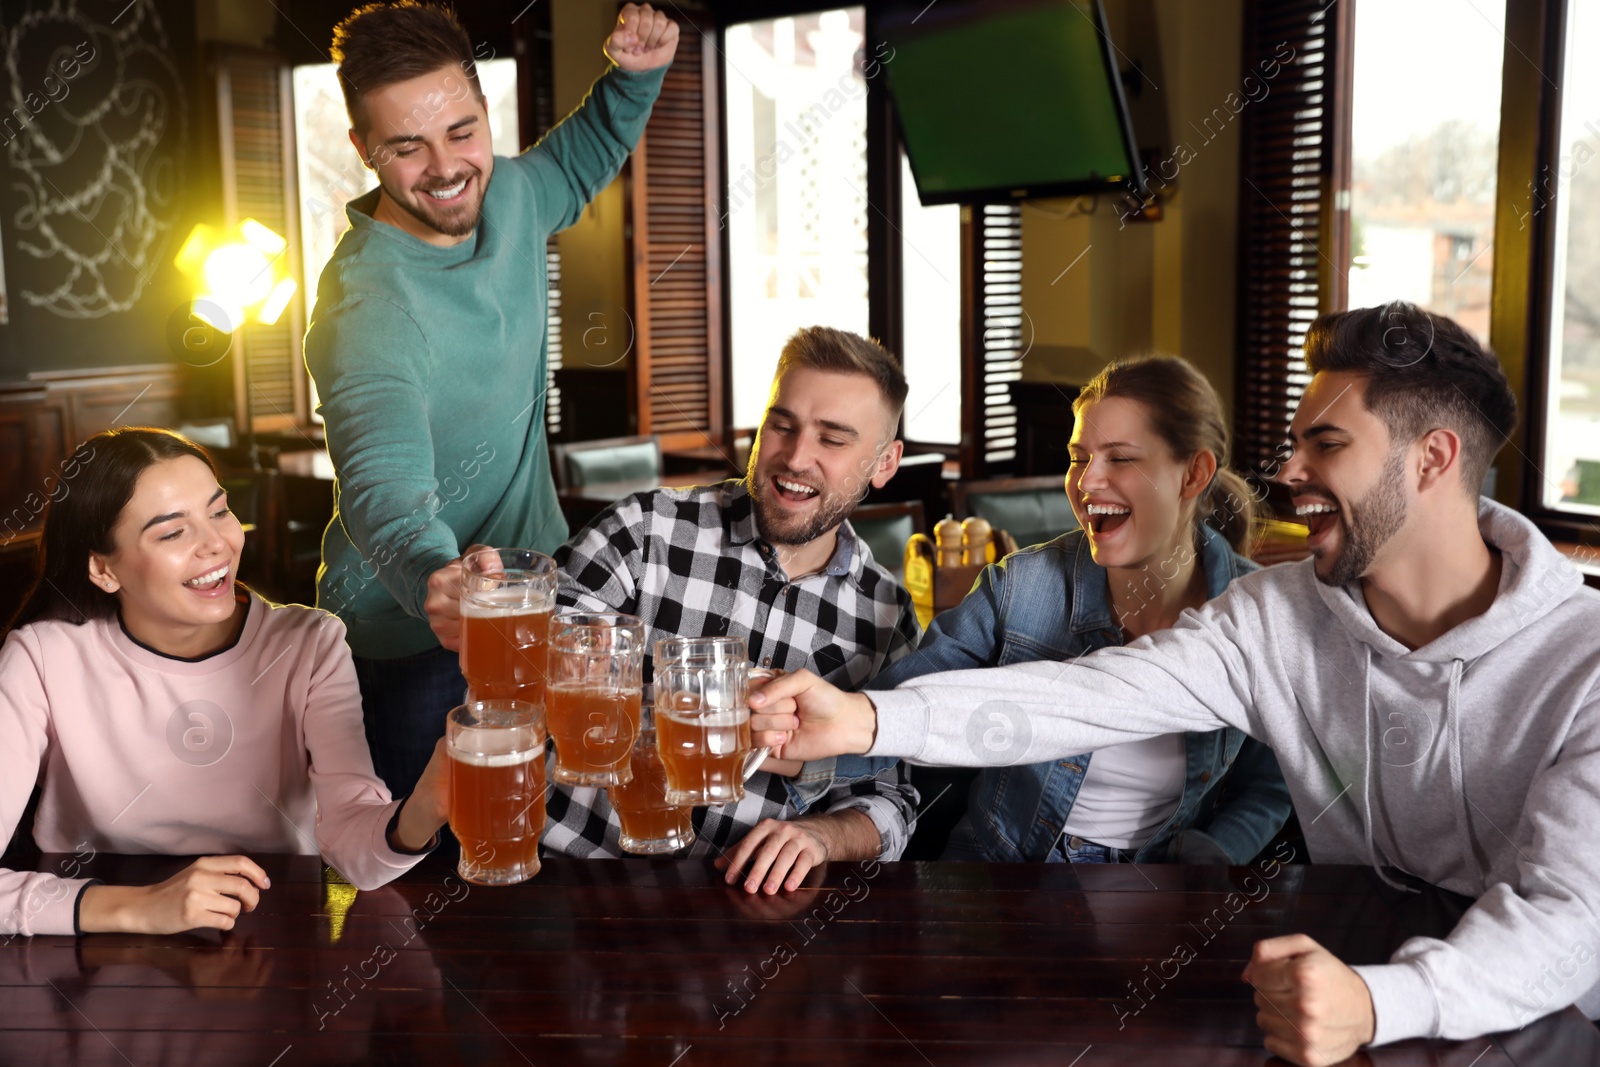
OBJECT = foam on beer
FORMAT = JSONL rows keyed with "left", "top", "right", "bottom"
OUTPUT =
{"left": 448, "top": 724, "right": 541, "bottom": 766}
{"left": 461, "top": 583, "right": 553, "bottom": 616}
{"left": 448, "top": 748, "right": 539, "bottom": 768}
{"left": 658, "top": 706, "right": 749, "bottom": 754}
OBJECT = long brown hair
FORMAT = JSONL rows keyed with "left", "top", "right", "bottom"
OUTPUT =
{"left": 4, "top": 428, "right": 219, "bottom": 637}
{"left": 1073, "top": 354, "right": 1257, "bottom": 553}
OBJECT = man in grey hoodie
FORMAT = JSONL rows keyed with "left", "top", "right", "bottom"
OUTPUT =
{"left": 748, "top": 302, "right": 1600, "bottom": 1066}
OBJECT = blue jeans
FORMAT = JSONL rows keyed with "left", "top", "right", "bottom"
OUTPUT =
{"left": 353, "top": 644, "right": 465, "bottom": 798}
{"left": 1060, "top": 836, "right": 1124, "bottom": 863}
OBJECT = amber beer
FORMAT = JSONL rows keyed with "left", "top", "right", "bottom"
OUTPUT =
{"left": 547, "top": 684, "right": 641, "bottom": 781}
{"left": 446, "top": 701, "right": 546, "bottom": 885}
{"left": 458, "top": 549, "right": 557, "bottom": 706}
{"left": 461, "top": 598, "right": 550, "bottom": 703}
{"left": 609, "top": 700, "right": 695, "bottom": 854}
{"left": 547, "top": 613, "right": 645, "bottom": 787}
{"left": 653, "top": 637, "right": 771, "bottom": 806}
{"left": 657, "top": 701, "right": 753, "bottom": 807}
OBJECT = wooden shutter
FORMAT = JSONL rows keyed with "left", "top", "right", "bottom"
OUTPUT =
{"left": 545, "top": 239, "right": 564, "bottom": 437}
{"left": 1234, "top": 0, "right": 1353, "bottom": 479}
{"left": 212, "top": 46, "right": 307, "bottom": 433}
{"left": 625, "top": 4, "right": 724, "bottom": 451}
{"left": 960, "top": 203, "right": 1024, "bottom": 478}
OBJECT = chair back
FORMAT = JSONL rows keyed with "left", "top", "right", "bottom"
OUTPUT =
{"left": 848, "top": 501, "right": 926, "bottom": 578}
{"left": 552, "top": 435, "right": 662, "bottom": 490}
{"left": 952, "top": 474, "right": 1077, "bottom": 550}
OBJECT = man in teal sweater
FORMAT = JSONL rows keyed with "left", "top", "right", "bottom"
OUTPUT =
{"left": 304, "top": 2, "right": 677, "bottom": 794}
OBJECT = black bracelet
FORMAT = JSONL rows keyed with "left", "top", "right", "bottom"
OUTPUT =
{"left": 72, "top": 879, "right": 104, "bottom": 935}
{"left": 386, "top": 799, "right": 440, "bottom": 856}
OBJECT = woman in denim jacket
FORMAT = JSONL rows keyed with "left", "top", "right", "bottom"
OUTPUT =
{"left": 872, "top": 355, "right": 1291, "bottom": 863}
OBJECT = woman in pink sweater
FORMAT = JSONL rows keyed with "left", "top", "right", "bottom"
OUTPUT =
{"left": 0, "top": 428, "right": 451, "bottom": 937}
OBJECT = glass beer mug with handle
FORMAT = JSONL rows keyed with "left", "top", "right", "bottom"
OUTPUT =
{"left": 446, "top": 700, "right": 546, "bottom": 885}
{"left": 653, "top": 636, "right": 771, "bottom": 806}
{"left": 458, "top": 548, "right": 558, "bottom": 707}
{"left": 546, "top": 612, "right": 645, "bottom": 787}
{"left": 608, "top": 686, "right": 697, "bottom": 854}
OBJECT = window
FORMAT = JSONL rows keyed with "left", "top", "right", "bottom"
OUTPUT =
{"left": 1347, "top": 0, "right": 1504, "bottom": 341}
{"left": 1543, "top": 0, "right": 1600, "bottom": 513}
{"left": 724, "top": 8, "right": 870, "bottom": 430}
{"left": 898, "top": 152, "right": 961, "bottom": 445}
{"left": 1237, "top": 0, "right": 1514, "bottom": 490}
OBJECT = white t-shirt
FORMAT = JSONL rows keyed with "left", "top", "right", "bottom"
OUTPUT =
{"left": 1059, "top": 732, "right": 1187, "bottom": 850}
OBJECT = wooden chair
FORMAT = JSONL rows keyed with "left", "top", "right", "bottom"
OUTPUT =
{"left": 550, "top": 434, "right": 662, "bottom": 491}
{"left": 950, "top": 473, "right": 1077, "bottom": 550}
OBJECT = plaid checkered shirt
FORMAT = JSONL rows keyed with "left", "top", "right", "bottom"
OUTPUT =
{"left": 542, "top": 479, "right": 922, "bottom": 861}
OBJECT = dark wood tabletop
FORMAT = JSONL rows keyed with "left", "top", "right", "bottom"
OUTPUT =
{"left": 2, "top": 854, "right": 1595, "bottom": 1066}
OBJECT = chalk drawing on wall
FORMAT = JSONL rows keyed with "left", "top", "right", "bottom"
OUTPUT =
{"left": 4, "top": 0, "right": 187, "bottom": 319}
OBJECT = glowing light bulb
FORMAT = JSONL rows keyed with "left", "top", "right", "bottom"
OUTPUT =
{"left": 203, "top": 243, "right": 275, "bottom": 307}
{"left": 192, "top": 298, "right": 243, "bottom": 334}
{"left": 240, "top": 217, "right": 288, "bottom": 256}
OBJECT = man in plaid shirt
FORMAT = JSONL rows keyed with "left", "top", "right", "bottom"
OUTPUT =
{"left": 546, "top": 326, "right": 921, "bottom": 893}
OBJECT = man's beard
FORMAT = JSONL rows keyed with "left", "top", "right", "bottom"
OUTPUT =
{"left": 746, "top": 466, "right": 869, "bottom": 548}
{"left": 386, "top": 169, "right": 484, "bottom": 238}
{"left": 1320, "top": 446, "right": 1408, "bottom": 586}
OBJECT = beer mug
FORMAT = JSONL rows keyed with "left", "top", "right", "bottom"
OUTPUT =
{"left": 653, "top": 636, "right": 771, "bottom": 806}
{"left": 446, "top": 700, "right": 546, "bottom": 885}
{"left": 458, "top": 548, "right": 558, "bottom": 707}
{"left": 547, "top": 612, "right": 645, "bottom": 787}
{"left": 608, "top": 687, "right": 696, "bottom": 854}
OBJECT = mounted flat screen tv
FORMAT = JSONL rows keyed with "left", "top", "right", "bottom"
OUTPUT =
{"left": 880, "top": 0, "right": 1147, "bottom": 205}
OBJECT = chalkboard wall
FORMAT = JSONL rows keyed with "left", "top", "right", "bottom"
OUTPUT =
{"left": 0, "top": 0, "right": 200, "bottom": 381}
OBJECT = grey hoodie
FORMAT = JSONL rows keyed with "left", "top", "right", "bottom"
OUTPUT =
{"left": 868, "top": 499, "right": 1600, "bottom": 1044}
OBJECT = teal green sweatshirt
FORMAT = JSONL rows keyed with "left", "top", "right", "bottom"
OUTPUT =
{"left": 304, "top": 66, "right": 665, "bottom": 659}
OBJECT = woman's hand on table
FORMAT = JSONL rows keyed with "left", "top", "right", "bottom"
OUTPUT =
{"left": 78, "top": 855, "right": 271, "bottom": 934}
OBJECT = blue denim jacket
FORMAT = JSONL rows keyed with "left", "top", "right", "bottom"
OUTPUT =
{"left": 868, "top": 525, "right": 1292, "bottom": 864}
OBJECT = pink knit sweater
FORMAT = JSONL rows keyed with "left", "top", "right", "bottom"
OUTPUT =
{"left": 0, "top": 593, "right": 426, "bottom": 936}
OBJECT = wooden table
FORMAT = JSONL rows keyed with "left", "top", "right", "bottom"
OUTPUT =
{"left": 1, "top": 855, "right": 1594, "bottom": 1065}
